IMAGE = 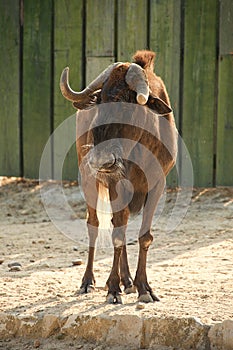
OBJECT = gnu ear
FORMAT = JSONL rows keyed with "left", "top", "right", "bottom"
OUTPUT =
{"left": 147, "top": 95, "right": 172, "bottom": 115}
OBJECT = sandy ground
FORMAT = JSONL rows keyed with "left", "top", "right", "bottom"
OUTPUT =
{"left": 0, "top": 177, "right": 233, "bottom": 349}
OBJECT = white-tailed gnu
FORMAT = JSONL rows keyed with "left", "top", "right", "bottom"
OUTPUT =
{"left": 40, "top": 50, "right": 193, "bottom": 304}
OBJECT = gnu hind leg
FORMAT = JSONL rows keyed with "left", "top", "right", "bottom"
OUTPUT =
{"left": 134, "top": 179, "right": 165, "bottom": 302}
{"left": 105, "top": 203, "right": 129, "bottom": 304}
{"left": 79, "top": 206, "right": 98, "bottom": 294}
{"left": 120, "top": 245, "right": 136, "bottom": 294}
{"left": 134, "top": 231, "right": 160, "bottom": 302}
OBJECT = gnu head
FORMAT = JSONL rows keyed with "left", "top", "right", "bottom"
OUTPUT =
{"left": 60, "top": 50, "right": 172, "bottom": 114}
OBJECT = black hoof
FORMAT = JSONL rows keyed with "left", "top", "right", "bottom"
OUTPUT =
{"left": 106, "top": 293, "right": 123, "bottom": 304}
{"left": 138, "top": 292, "right": 160, "bottom": 303}
{"left": 77, "top": 283, "right": 95, "bottom": 294}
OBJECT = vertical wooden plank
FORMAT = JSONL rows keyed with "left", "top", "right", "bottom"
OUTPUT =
{"left": 86, "top": 0, "right": 115, "bottom": 83}
{"left": 150, "top": 0, "right": 181, "bottom": 187}
{"left": 54, "top": 0, "right": 83, "bottom": 180}
{"left": 218, "top": 0, "right": 233, "bottom": 56}
{"left": 216, "top": 57, "right": 233, "bottom": 186}
{"left": 150, "top": 0, "right": 181, "bottom": 125}
{"left": 182, "top": 0, "right": 218, "bottom": 187}
{"left": 23, "top": 0, "right": 52, "bottom": 179}
{"left": 216, "top": 0, "right": 233, "bottom": 185}
{"left": 86, "top": 57, "right": 115, "bottom": 85}
{"left": 117, "top": 0, "right": 148, "bottom": 62}
{"left": 0, "top": 0, "right": 20, "bottom": 176}
{"left": 86, "top": 0, "right": 115, "bottom": 57}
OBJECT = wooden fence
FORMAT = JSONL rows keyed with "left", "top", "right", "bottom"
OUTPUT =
{"left": 0, "top": 0, "right": 232, "bottom": 186}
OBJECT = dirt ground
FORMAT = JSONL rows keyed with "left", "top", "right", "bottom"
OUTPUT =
{"left": 0, "top": 177, "right": 233, "bottom": 349}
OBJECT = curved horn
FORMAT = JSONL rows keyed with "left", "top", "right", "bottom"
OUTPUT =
{"left": 60, "top": 62, "right": 121, "bottom": 103}
{"left": 125, "top": 63, "right": 149, "bottom": 105}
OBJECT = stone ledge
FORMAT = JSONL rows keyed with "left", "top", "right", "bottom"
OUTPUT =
{"left": 0, "top": 312, "right": 232, "bottom": 350}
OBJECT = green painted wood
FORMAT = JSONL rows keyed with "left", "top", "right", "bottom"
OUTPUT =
{"left": 150, "top": 0, "right": 181, "bottom": 187}
{"left": 86, "top": 57, "right": 115, "bottom": 84}
{"left": 216, "top": 56, "right": 233, "bottom": 185}
{"left": 23, "top": 0, "right": 52, "bottom": 179}
{"left": 54, "top": 0, "right": 83, "bottom": 180}
{"left": 117, "top": 0, "right": 148, "bottom": 62}
{"left": 0, "top": 1, "right": 20, "bottom": 176}
{"left": 86, "top": 0, "right": 115, "bottom": 57}
{"left": 150, "top": 0, "right": 181, "bottom": 125}
{"left": 85, "top": 0, "right": 115, "bottom": 98}
{"left": 216, "top": 0, "right": 233, "bottom": 185}
{"left": 182, "top": 0, "right": 218, "bottom": 187}
{"left": 219, "top": 0, "right": 233, "bottom": 55}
